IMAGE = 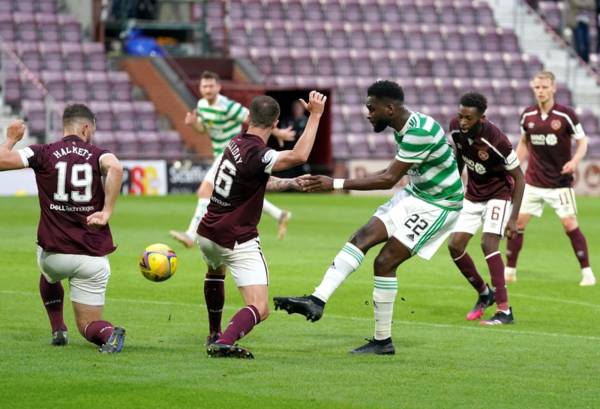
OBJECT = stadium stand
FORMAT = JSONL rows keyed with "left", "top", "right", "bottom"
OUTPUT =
{"left": 0, "top": 0, "right": 598, "bottom": 160}
{"left": 0, "top": 0, "right": 190, "bottom": 159}
{"left": 195, "top": 0, "right": 600, "bottom": 160}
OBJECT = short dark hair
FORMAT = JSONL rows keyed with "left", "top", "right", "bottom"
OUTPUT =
{"left": 367, "top": 80, "right": 404, "bottom": 103}
{"left": 249, "top": 95, "right": 280, "bottom": 128}
{"left": 200, "top": 70, "right": 220, "bottom": 82}
{"left": 459, "top": 92, "right": 488, "bottom": 114}
{"left": 63, "top": 104, "right": 95, "bottom": 127}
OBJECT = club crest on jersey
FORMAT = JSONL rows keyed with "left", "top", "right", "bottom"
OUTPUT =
{"left": 528, "top": 122, "right": 535, "bottom": 129}
{"left": 478, "top": 150, "right": 489, "bottom": 161}
{"left": 551, "top": 119, "right": 561, "bottom": 131}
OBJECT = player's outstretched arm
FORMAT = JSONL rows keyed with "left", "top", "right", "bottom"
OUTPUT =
{"left": 266, "top": 176, "right": 305, "bottom": 192}
{"left": 271, "top": 91, "right": 327, "bottom": 172}
{"left": 0, "top": 120, "right": 27, "bottom": 171}
{"left": 87, "top": 153, "right": 123, "bottom": 228}
{"left": 300, "top": 159, "right": 412, "bottom": 192}
{"left": 505, "top": 166, "right": 525, "bottom": 239}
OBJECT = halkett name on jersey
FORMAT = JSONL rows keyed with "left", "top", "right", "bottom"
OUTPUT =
{"left": 52, "top": 146, "right": 93, "bottom": 161}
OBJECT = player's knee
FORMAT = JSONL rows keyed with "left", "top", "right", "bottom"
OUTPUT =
{"left": 447, "top": 241, "right": 465, "bottom": 258}
{"left": 349, "top": 227, "right": 379, "bottom": 253}
{"left": 480, "top": 240, "right": 499, "bottom": 256}
{"left": 374, "top": 253, "right": 395, "bottom": 276}
{"left": 561, "top": 217, "right": 578, "bottom": 232}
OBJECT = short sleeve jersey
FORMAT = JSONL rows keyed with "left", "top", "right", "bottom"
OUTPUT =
{"left": 197, "top": 94, "right": 250, "bottom": 156}
{"left": 198, "top": 133, "right": 279, "bottom": 249}
{"left": 520, "top": 103, "right": 585, "bottom": 188}
{"left": 395, "top": 112, "right": 464, "bottom": 210}
{"left": 449, "top": 118, "right": 520, "bottom": 202}
{"left": 18, "top": 135, "right": 116, "bottom": 256}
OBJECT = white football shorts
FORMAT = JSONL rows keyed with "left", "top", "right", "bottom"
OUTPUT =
{"left": 196, "top": 236, "right": 269, "bottom": 287}
{"left": 452, "top": 199, "right": 512, "bottom": 236}
{"left": 203, "top": 153, "right": 223, "bottom": 185}
{"left": 520, "top": 184, "right": 577, "bottom": 218}
{"left": 37, "top": 246, "right": 111, "bottom": 306}
{"left": 374, "top": 190, "right": 460, "bottom": 260}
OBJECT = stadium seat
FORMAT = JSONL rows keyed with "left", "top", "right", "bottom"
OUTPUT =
{"left": 21, "top": 99, "right": 46, "bottom": 135}
{"left": 82, "top": 42, "right": 108, "bottom": 71}
{"left": 133, "top": 101, "right": 159, "bottom": 131}
{"left": 34, "top": 13, "right": 60, "bottom": 42}
{"left": 93, "top": 131, "right": 118, "bottom": 153}
{"left": 111, "top": 101, "right": 136, "bottom": 131}
{"left": 58, "top": 14, "right": 82, "bottom": 42}
{"left": 116, "top": 131, "right": 139, "bottom": 158}
{"left": 86, "top": 71, "right": 111, "bottom": 101}
{"left": 64, "top": 70, "right": 89, "bottom": 101}
{"left": 90, "top": 101, "right": 113, "bottom": 131}
{"left": 14, "top": 12, "right": 37, "bottom": 42}
{"left": 109, "top": 71, "right": 133, "bottom": 101}
{"left": 61, "top": 43, "right": 85, "bottom": 71}
{"left": 41, "top": 71, "right": 66, "bottom": 101}
{"left": 39, "top": 42, "right": 64, "bottom": 71}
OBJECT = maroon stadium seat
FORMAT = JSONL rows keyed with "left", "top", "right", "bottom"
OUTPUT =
{"left": 21, "top": 99, "right": 46, "bottom": 135}
{"left": 86, "top": 71, "right": 111, "bottom": 101}
{"left": 41, "top": 71, "right": 66, "bottom": 100}
{"left": 61, "top": 43, "right": 85, "bottom": 71}
{"left": 58, "top": 14, "right": 82, "bottom": 42}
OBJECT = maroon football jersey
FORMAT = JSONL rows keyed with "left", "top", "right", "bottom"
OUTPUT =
{"left": 198, "top": 133, "right": 279, "bottom": 249}
{"left": 19, "top": 135, "right": 116, "bottom": 256}
{"left": 520, "top": 103, "right": 585, "bottom": 188}
{"left": 450, "top": 118, "right": 519, "bottom": 202}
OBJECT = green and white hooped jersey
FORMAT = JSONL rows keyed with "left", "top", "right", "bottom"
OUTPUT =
{"left": 394, "top": 111, "right": 464, "bottom": 210}
{"left": 197, "top": 94, "right": 249, "bottom": 156}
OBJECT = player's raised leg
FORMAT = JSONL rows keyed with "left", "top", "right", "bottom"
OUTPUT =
{"left": 448, "top": 233, "right": 494, "bottom": 321}
{"left": 273, "top": 217, "right": 388, "bottom": 321}
{"left": 39, "top": 273, "right": 68, "bottom": 345}
{"left": 170, "top": 180, "right": 213, "bottom": 248}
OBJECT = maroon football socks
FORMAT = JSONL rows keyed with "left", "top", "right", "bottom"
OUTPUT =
{"left": 567, "top": 227, "right": 590, "bottom": 269}
{"left": 204, "top": 275, "right": 225, "bottom": 335}
{"left": 505, "top": 232, "right": 524, "bottom": 268}
{"left": 84, "top": 320, "right": 114, "bottom": 346}
{"left": 39, "top": 274, "right": 67, "bottom": 333}
{"left": 453, "top": 251, "right": 487, "bottom": 293}
{"left": 217, "top": 305, "right": 261, "bottom": 345}
{"left": 486, "top": 251, "right": 508, "bottom": 309}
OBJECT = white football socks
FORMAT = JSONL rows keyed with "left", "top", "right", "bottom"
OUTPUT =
{"left": 262, "top": 199, "right": 283, "bottom": 221}
{"left": 373, "top": 276, "right": 398, "bottom": 341}
{"left": 313, "top": 242, "right": 364, "bottom": 303}
{"left": 185, "top": 198, "right": 210, "bottom": 238}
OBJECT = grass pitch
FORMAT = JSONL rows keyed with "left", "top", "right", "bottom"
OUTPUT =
{"left": 1, "top": 194, "right": 599, "bottom": 409}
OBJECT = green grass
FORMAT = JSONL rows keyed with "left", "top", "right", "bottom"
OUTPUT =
{"left": 1, "top": 194, "right": 599, "bottom": 409}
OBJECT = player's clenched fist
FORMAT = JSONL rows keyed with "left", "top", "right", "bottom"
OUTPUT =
{"left": 299, "top": 91, "right": 327, "bottom": 115}
{"left": 7, "top": 120, "right": 26, "bottom": 142}
{"left": 184, "top": 111, "right": 198, "bottom": 126}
